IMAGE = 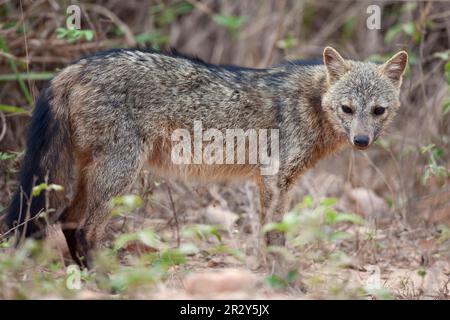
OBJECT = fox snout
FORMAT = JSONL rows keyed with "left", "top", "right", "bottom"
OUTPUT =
{"left": 349, "top": 118, "right": 375, "bottom": 150}
{"left": 352, "top": 135, "right": 371, "bottom": 149}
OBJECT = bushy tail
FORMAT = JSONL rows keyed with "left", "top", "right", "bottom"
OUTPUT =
{"left": 5, "top": 87, "right": 72, "bottom": 239}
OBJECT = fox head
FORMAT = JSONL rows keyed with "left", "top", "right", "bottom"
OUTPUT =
{"left": 321, "top": 47, "right": 408, "bottom": 150}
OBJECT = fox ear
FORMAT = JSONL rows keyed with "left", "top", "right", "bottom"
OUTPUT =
{"left": 323, "top": 47, "right": 350, "bottom": 84}
{"left": 380, "top": 51, "right": 408, "bottom": 88}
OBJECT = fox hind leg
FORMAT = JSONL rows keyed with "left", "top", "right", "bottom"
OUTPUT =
{"left": 61, "top": 143, "right": 145, "bottom": 268}
{"left": 60, "top": 152, "right": 91, "bottom": 268}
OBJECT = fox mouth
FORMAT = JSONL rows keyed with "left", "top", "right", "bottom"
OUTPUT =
{"left": 352, "top": 144, "right": 370, "bottom": 151}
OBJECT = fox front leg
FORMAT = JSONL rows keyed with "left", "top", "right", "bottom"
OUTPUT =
{"left": 258, "top": 176, "right": 294, "bottom": 275}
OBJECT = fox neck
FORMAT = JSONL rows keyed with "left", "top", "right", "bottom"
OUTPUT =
{"left": 275, "top": 65, "right": 348, "bottom": 165}
{"left": 305, "top": 66, "right": 348, "bottom": 161}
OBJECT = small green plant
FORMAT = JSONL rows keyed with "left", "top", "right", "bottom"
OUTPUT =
{"left": 134, "top": 31, "right": 169, "bottom": 49}
{"left": 0, "top": 152, "right": 16, "bottom": 161}
{"left": 107, "top": 228, "right": 192, "bottom": 293}
{"left": 182, "top": 224, "right": 245, "bottom": 263}
{"left": 109, "top": 194, "right": 143, "bottom": 217}
{"left": 0, "top": 35, "right": 33, "bottom": 105}
{"left": 262, "top": 196, "right": 371, "bottom": 296}
{"left": 434, "top": 51, "right": 450, "bottom": 115}
{"left": 56, "top": 27, "right": 94, "bottom": 42}
{"left": 151, "top": 2, "right": 193, "bottom": 26}
{"left": 276, "top": 34, "right": 297, "bottom": 51}
{"left": 265, "top": 270, "right": 297, "bottom": 289}
{"left": 420, "top": 144, "right": 449, "bottom": 185}
{"left": 213, "top": 14, "right": 246, "bottom": 36}
{"left": 182, "top": 223, "right": 222, "bottom": 242}
{"left": 0, "top": 104, "right": 28, "bottom": 114}
{"left": 341, "top": 16, "right": 357, "bottom": 39}
{"left": 385, "top": 22, "right": 421, "bottom": 44}
{"left": 436, "top": 224, "right": 450, "bottom": 244}
{"left": 263, "top": 196, "right": 363, "bottom": 248}
{"left": 114, "top": 229, "right": 162, "bottom": 252}
{"left": 443, "top": 61, "right": 450, "bottom": 115}
{"left": 32, "top": 182, "right": 63, "bottom": 197}
{"left": 135, "top": 2, "right": 193, "bottom": 49}
{"left": 384, "top": 4, "right": 424, "bottom": 45}
{"left": 0, "top": 239, "right": 75, "bottom": 299}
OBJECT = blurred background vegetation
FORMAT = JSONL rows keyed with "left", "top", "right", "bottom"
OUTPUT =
{"left": 0, "top": 0, "right": 449, "bottom": 299}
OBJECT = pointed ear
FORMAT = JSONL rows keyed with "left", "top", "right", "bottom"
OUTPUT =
{"left": 323, "top": 47, "right": 350, "bottom": 84}
{"left": 380, "top": 51, "right": 408, "bottom": 88}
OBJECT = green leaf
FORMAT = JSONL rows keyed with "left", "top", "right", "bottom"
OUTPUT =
{"left": 182, "top": 224, "right": 222, "bottom": 242}
{"left": 110, "top": 195, "right": 143, "bottom": 216}
{"left": 159, "top": 249, "right": 186, "bottom": 267}
{"left": 329, "top": 231, "right": 352, "bottom": 241}
{"left": 324, "top": 209, "right": 337, "bottom": 224}
{"left": 276, "top": 34, "right": 296, "bottom": 50}
{"left": 264, "top": 270, "right": 296, "bottom": 289}
{"left": 213, "top": 14, "right": 246, "bottom": 34}
{"left": 32, "top": 183, "right": 63, "bottom": 196}
{"left": 320, "top": 197, "right": 338, "bottom": 207}
{"left": 302, "top": 195, "right": 314, "bottom": 208}
{"left": 0, "top": 35, "right": 33, "bottom": 105}
{"left": 32, "top": 183, "right": 47, "bottom": 196}
{"left": 83, "top": 30, "right": 94, "bottom": 41}
{"left": 262, "top": 222, "right": 281, "bottom": 233}
{"left": 333, "top": 212, "right": 364, "bottom": 224}
{"left": 366, "top": 287, "right": 394, "bottom": 300}
{"left": 0, "top": 72, "right": 54, "bottom": 81}
{"left": 437, "top": 224, "right": 450, "bottom": 244}
{"left": 385, "top": 25, "right": 402, "bottom": 43}
{"left": 342, "top": 16, "right": 356, "bottom": 39}
{"left": 445, "top": 61, "right": 450, "bottom": 84}
{"left": 325, "top": 210, "right": 363, "bottom": 225}
{"left": 443, "top": 99, "right": 450, "bottom": 115}
{"left": 209, "top": 244, "right": 245, "bottom": 261}
{"left": 432, "top": 147, "right": 444, "bottom": 160}
{"left": 110, "top": 267, "right": 158, "bottom": 292}
{"left": 0, "top": 104, "right": 28, "bottom": 114}
{"left": 151, "top": 2, "right": 193, "bottom": 26}
{"left": 0, "top": 152, "right": 16, "bottom": 161}
{"left": 47, "top": 184, "right": 64, "bottom": 192}
{"left": 433, "top": 50, "right": 450, "bottom": 61}
{"left": 402, "top": 2, "right": 417, "bottom": 13}
{"left": 114, "top": 229, "right": 162, "bottom": 251}
{"left": 56, "top": 28, "right": 94, "bottom": 43}
{"left": 375, "top": 138, "right": 391, "bottom": 149}
{"left": 417, "top": 269, "right": 426, "bottom": 277}
{"left": 134, "top": 31, "right": 169, "bottom": 49}
{"left": 262, "top": 212, "right": 300, "bottom": 234}
{"left": 420, "top": 143, "right": 436, "bottom": 154}
{"left": 265, "top": 274, "right": 288, "bottom": 289}
{"left": 178, "top": 243, "right": 199, "bottom": 255}
{"left": 401, "top": 22, "right": 415, "bottom": 36}
{"left": 114, "top": 233, "right": 139, "bottom": 251}
{"left": 111, "top": 194, "right": 143, "bottom": 208}
{"left": 137, "top": 230, "right": 160, "bottom": 248}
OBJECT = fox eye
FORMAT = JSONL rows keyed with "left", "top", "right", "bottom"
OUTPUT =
{"left": 341, "top": 105, "right": 353, "bottom": 115}
{"left": 373, "top": 106, "right": 386, "bottom": 116}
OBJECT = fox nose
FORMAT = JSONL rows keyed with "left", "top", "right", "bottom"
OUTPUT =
{"left": 353, "top": 135, "right": 370, "bottom": 148}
